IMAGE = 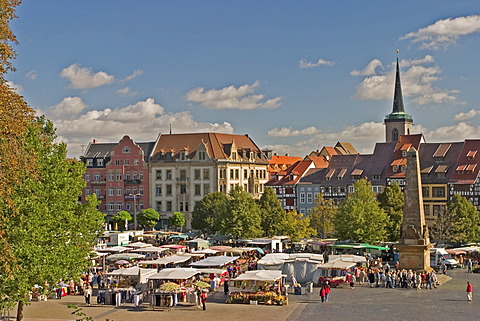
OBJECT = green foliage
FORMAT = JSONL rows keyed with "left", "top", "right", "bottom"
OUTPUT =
{"left": 308, "top": 193, "right": 338, "bottom": 238}
{"left": 258, "top": 187, "right": 286, "bottom": 237}
{"left": 334, "top": 179, "right": 387, "bottom": 244}
{"left": 221, "top": 186, "right": 262, "bottom": 239}
{"left": 279, "top": 210, "right": 316, "bottom": 241}
{"left": 169, "top": 212, "right": 186, "bottom": 229}
{"left": 112, "top": 210, "right": 132, "bottom": 231}
{"left": 191, "top": 192, "right": 229, "bottom": 234}
{"left": 0, "top": 117, "right": 104, "bottom": 314}
{"left": 137, "top": 208, "right": 160, "bottom": 229}
{"left": 433, "top": 194, "right": 480, "bottom": 243}
{"left": 377, "top": 182, "right": 404, "bottom": 241}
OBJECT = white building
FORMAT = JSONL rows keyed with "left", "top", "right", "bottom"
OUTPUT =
{"left": 149, "top": 133, "right": 269, "bottom": 229}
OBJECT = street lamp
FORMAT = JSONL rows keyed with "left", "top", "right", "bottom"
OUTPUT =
{"left": 129, "top": 193, "right": 140, "bottom": 230}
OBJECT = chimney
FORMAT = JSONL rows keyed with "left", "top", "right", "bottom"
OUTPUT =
{"left": 285, "top": 153, "right": 289, "bottom": 156}
{"left": 93, "top": 139, "right": 97, "bottom": 144}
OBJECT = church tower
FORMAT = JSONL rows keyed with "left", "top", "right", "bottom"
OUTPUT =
{"left": 384, "top": 56, "right": 413, "bottom": 142}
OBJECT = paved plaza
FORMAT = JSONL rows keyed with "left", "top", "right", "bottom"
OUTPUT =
{"left": 6, "top": 268, "right": 479, "bottom": 321}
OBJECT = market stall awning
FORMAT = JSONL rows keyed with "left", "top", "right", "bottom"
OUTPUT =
{"left": 107, "top": 267, "right": 156, "bottom": 277}
{"left": 446, "top": 249, "right": 467, "bottom": 255}
{"left": 233, "top": 270, "right": 283, "bottom": 282}
{"left": 125, "top": 242, "right": 151, "bottom": 248}
{"left": 131, "top": 246, "right": 169, "bottom": 253}
{"left": 160, "top": 244, "right": 186, "bottom": 249}
{"left": 168, "top": 234, "right": 189, "bottom": 240}
{"left": 189, "top": 255, "right": 240, "bottom": 267}
{"left": 147, "top": 268, "right": 200, "bottom": 280}
{"left": 97, "top": 246, "right": 130, "bottom": 253}
{"left": 192, "top": 249, "right": 218, "bottom": 255}
{"left": 106, "top": 253, "right": 145, "bottom": 261}
{"left": 137, "top": 254, "right": 192, "bottom": 266}
{"left": 318, "top": 260, "right": 356, "bottom": 270}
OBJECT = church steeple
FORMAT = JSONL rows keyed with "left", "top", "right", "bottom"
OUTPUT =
{"left": 385, "top": 52, "right": 413, "bottom": 142}
{"left": 393, "top": 58, "right": 405, "bottom": 113}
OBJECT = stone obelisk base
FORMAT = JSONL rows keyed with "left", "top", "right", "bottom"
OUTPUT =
{"left": 397, "top": 243, "right": 432, "bottom": 272}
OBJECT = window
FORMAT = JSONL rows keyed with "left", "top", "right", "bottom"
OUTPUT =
{"left": 97, "top": 159, "right": 104, "bottom": 166}
{"left": 139, "top": 186, "right": 144, "bottom": 195}
{"left": 402, "top": 151, "right": 407, "bottom": 157}
{"left": 244, "top": 170, "right": 248, "bottom": 179}
{"left": 235, "top": 169, "right": 239, "bottom": 180}
{"left": 108, "top": 202, "right": 114, "bottom": 211}
{"left": 372, "top": 174, "right": 381, "bottom": 180}
{"left": 85, "top": 187, "right": 90, "bottom": 195}
{"left": 125, "top": 173, "right": 131, "bottom": 180}
{"left": 126, "top": 202, "right": 131, "bottom": 211}
{"left": 139, "top": 172, "right": 143, "bottom": 180}
{"left": 203, "top": 169, "right": 210, "bottom": 180}
{"left": 422, "top": 187, "right": 429, "bottom": 198}
{"left": 156, "top": 185, "right": 162, "bottom": 196}
{"left": 116, "top": 202, "right": 122, "bottom": 210}
{"left": 166, "top": 201, "right": 172, "bottom": 211}
{"left": 86, "top": 159, "right": 93, "bottom": 166}
{"left": 393, "top": 166, "right": 398, "bottom": 172}
{"left": 108, "top": 172, "right": 114, "bottom": 181}
{"left": 108, "top": 188, "right": 114, "bottom": 196}
{"left": 166, "top": 170, "right": 172, "bottom": 180}
{"left": 180, "top": 184, "right": 187, "bottom": 194}
{"left": 195, "top": 184, "right": 201, "bottom": 196}
{"left": 124, "top": 159, "right": 130, "bottom": 165}
{"left": 156, "top": 170, "right": 162, "bottom": 180}
{"left": 231, "top": 151, "right": 237, "bottom": 160}
{"left": 307, "top": 193, "right": 313, "bottom": 203}
{"left": 179, "top": 202, "right": 184, "bottom": 211}
{"left": 94, "top": 188, "right": 100, "bottom": 196}
{"left": 401, "top": 166, "right": 406, "bottom": 172}
{"left": 372, "top": 186, "right": 382, "bottom": 193}
{"left": 116, "top": 172, "right": 122, "bottom": 181}
{"left": 115, "top": 159, "right": 120, "bottom": 165}
{"left": 300, "top": 193, "right": 305, "bottom": 203}
{"left": 185, "top": 202, "right": 189, "bottom": 211}
{"left": 180, "top": 151, "right": 186, "bottom": 160}
{"left": 195, "top": 169, "right": 201, "bottom": 180}
{"left": 166, "top": 185, "right": 172, "bottom": 195}
{"left": 198, "top": 151, "right": 206, "bottom": 160}
{"left": 433, "top": 205, "right": 443, "bottom": 216}
{"left": 204, "top": 184, "right": 211, "bottom": 195}
{"left": 139, "top": 201, "right": 144, "bottom": 210}
{"left": 432, "top": 187, "right": 446, "bottom": 198}
{"left": 156, "top": 201, "right": 162, "bottom": 211}
{"left": 230, "top": 169, "right": 234, "bottom": 179}
{"left": 132, "top": 172, "right": 137, "bottom": 180}
{"left": 348, "top": 186, "right": 355, "bottom": 193}
{"left": 134, "top": 159, "right": 139, "bottom": 165}
{"left": 122, "top": 146, "right": 131, "bottom": 153}
{"left": 85, "top": 173, "right": 90, "bottom": 181}
{"left": 424, "top": 204, "right": 430, "bottom": 215}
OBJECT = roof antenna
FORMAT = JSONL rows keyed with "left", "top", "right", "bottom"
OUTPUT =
{"left": 169, "top": 123, "right": 172, "bottom": 134}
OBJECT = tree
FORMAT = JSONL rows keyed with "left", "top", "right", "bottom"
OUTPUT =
{"left": 112, "top": 210, "right": 132, "bottom": 231}
{"left": 433, "top": 194, "right": 480, "bottom": 244}
{"left": 221, "top": 186, "right": 262, "bottom": 239}
{"left": 169, "top": 212, "right": 186, "bottom": 231}
{"left": 334, "top": 179, "right": 387, "bottom": 244}
{"left": 279, "top": 210, "right": 316, "bottom": 241}
{"left": 191, "top": 192, "right": 229, "bottom": 235}
{"left": 137, "top": 208, "right": 160, "bottom": 230}
{"left": 308, "top": 193, "right": 338, "bottom": 238}
{"left": 1, "top": 117, "right": 104, "bottom": 319}
{"left": 377, "top": 182, "right": 404, "bottom": 241}
{"left": 258, "top": 187, "right": 286, "bottom": 237}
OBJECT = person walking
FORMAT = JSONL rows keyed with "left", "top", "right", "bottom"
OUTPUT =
{"left": 324, "top": 282, "right": 331, "bottom": 302}
{"left": 84, "top": 285, "right": 92, "bottom": 305}
{"left": 224, "top": 279, "right": 229, "bottom": 295}
{"left": 319, "top": 285, "right": 326, "bottom": 303}
{"left": 467, "top": 281, "right": 473, "bottom": 301}
{"left": 466, "top": 259, "right": 473, "bottom": 273}
{"left": 200, "top": 291, "right": 207, "bottom": 310}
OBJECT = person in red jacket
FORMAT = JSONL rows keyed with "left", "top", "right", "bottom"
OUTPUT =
{"left": 324, "top": 282, "right": 331, "bottom": 302}
{"left": 319, "top": 286, "right": 326, "bottom": 303}
{"left": 467, "top": 281, "right": 473, "bottom": 301}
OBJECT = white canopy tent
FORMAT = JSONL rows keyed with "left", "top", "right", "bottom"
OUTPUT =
{"left": 97, "top": 246, "right": 130, "bottom": 253}
{"left": 234, "top": 270, "right": 283, "bottom": 282}
{"left": 147, "top": 268, "right": 200, "bottom": 280}
{"left": 137, "top": 254, "right": 192, "bottom": 266}
{"left": 189, "top": 256, "right": 240, "bottom": 268}
{"left": 125, "top": 242, "right": 151, "bottom": 248}
{"left": 131, "top": 246, "right": 169, "bottom": 253}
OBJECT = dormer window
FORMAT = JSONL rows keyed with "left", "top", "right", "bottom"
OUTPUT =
{"left": 401, "top": 166, "right": 406, "bottom": 172}
{"left": 86, "top": 159, "right": 93, "bottom": 166}
{"left": 231, "top": 151, "right": 237, "bottom": 161}
{"left": 393, "top": 165, "right": 398, "bottom": 172}
{"left": 122, "top": 146, "right": 131, "bottom": 154}
{"left": 180, "top": 151, "right": 186, "bottom": 160}
{"left": 467, "top": 150, "right": 477, "bottom": 159}
{"left": 402, "top": 151, "right": 407, "bottom": 157}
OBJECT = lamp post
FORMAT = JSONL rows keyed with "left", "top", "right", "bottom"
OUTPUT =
{"left": 129, "top": 193, "right": 140, "bottom": 230}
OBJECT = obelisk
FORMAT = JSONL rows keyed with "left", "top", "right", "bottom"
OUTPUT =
{"left": 397, "top": 147, "right": 432, "bottom": 271}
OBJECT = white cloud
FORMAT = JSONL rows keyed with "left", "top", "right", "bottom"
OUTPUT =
{"left": 40, "top": 98, "right": 233, "bottom": 158}
{"left": 121, "top": 69, "right": 143, "bottom": 83}
{"left": 60, "top": 63, "right": 115, "bottom": 89}
{"left": 50, "top": 97, "right": 88, "bottom": 118}
{"left": 350, "top": 59, "right": 383, "bottom": 76}
{"left": 117, "top": 87, "right": 138, "bottom": 97}
{"left": 268, "top": 126, "right": 320, "bottom": 137}
{"left": 185, "top": 81, "right": 283, "bottom": 110}
{"left": 353, "top": 56, "right": 461, "bottom": 105}
{"left": 401, "top": 15, "right": 480, "bottom": 50}
{"left": 454, "top": 109, "right": 480, "bottom": 121}
{"left": 26, "top": 70, "right": 37, "bottom": 80}
{"left": 299, "top": 58, "right": 335, "bottom": 69}
{"left": 5, "top": 81, "right": 23, "bottom": 92}
{"left": 424, "top": 122, "right": 480, "bottom": 142}
{"left": 265, "top": 122, "right": 385, "bottom": 157}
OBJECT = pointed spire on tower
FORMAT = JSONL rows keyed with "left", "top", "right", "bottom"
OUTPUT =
{"left": 392, "top": 53, "right": 405, "bottom": 113}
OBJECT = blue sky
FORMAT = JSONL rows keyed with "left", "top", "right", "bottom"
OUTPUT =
{"left": 8, "top": 1, "right": 480, "bottom": 158}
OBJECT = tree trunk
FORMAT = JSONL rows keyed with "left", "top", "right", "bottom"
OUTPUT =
{"left": 16, "top": 301, "right": 24, "bottom": 321}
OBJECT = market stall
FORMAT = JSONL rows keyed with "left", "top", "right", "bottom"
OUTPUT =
{"left": 228, "top": 270, "right": 287, "bottom": 305}
{"left": 137, "top": 254, "right": 192, "bottom": 269}
{"left": 146, "top": 268, "right": 202, "bottom": 309}
{"left": 102, "top": 267, "right": 157, "bottom": 305}
{"left": 312, "top": 257, "right": 359, "bottom": 287}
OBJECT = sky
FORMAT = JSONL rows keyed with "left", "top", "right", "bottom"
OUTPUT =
{"left": 7, "top": 1, "right": 480, "bottom": 158}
